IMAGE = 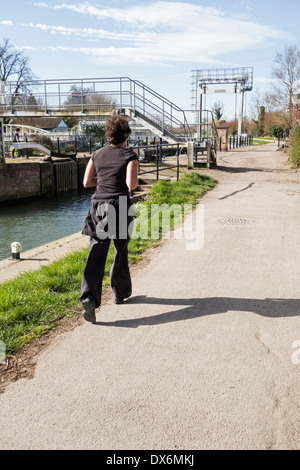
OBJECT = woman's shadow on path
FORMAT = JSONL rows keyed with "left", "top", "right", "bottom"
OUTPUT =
{"left": 95, "top": 295, "right": 300, "bottom": 328}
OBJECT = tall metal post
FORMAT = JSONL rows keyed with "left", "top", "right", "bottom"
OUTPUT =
{"left": 0, "top": 81, "right": 6, "bottom": 163}
{"left": 0, "top": 119, "right": 5, "bottom": 164}
{"left": 0, "top": 80, "right": 5, "bottom": 107}
{"left": 120, "top": 78, "right": 122, "bottom": 112}
{"left": 197, "top": 83, "right": 204, "bottom": 141}
{"left": 238, "top": 89, "right": 244, "bottom": 137}
{"left": 44, "top": 81, "right": 48, "bottom": 113}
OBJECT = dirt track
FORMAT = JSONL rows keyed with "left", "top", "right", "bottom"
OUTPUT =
{"left": 0, "top": 143, "right": 299, "bottom": 450}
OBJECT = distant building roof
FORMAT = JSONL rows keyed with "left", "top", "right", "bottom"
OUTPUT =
{"left": 11, "top": 117, "right": 69, "bottom": 130}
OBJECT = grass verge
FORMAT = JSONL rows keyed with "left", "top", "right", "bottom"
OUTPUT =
{"left": 253, "top": 138, "right": 274, "bottom": 145}
{"left": 0, "top": 172, "right": 216, "bottom": 360}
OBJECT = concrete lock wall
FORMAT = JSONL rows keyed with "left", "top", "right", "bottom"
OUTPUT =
{"left": 0, "top": 163, "right": 42, "bottom": 202}
{"left": 40, "top": 162, "right": 55, "bottom": 197}
{"left": 0, "top": 158, "right": 88, "bottom": 203}
{"left": 77, "top": 157, "right": 89, "bottom": 189}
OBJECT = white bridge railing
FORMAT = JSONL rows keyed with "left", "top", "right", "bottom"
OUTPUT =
{"left": 4, "top": 123, "right": 51, "bottom": 137}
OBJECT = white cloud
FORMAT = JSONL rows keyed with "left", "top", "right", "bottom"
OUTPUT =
{"left": 33, "top": 1, "right": 289, "bottom": 66}
{"left": 1, "top": 20, "right": 13, "bottom": 26}
{"left": 21, "top": 46, "right": 39, "bottom": 51}
{"left": 34, "top": 2, "right": 224, "bottom": 29}
{"left": 21, "top": 22, "right": 152, "bottom": 44}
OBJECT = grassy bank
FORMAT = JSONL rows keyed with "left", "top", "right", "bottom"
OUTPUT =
{"left": 0, "top": 172, "right": 216, "bottom": 360}
{"left": 252, "top": 137, "right": 275, "bottom": 145}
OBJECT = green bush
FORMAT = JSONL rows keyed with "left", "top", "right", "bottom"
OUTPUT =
{"left": 291, "top": 126, "right": 300, "bottom": 167}
{"left": 63, "top": 144, "right": 75, "bottom": 153}
{"left": 83, "top": 123, "right": 105, "bottom": 139}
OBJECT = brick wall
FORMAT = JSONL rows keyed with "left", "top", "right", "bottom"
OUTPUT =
{"left": 0, "top": 163, "right": 41, "bottom": 202}
{"left": 217, "top": 127, "right": 228, "bottom": 151}
{"left": 0, "top": 159, "right": 88, "bottom": 203}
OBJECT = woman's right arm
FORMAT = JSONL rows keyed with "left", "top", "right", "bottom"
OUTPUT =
{"left": 83, "top": 158, "right": 97, "bottom": 188}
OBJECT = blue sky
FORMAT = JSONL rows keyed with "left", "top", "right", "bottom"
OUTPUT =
{"left": 1, "top": 0, "right": 299, "bottom": 120}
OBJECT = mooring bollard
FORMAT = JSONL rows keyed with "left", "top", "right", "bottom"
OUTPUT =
{"left": 11, "top": 241, "right": 22, "bottom": 260}
{"left": 187, "top": 141, "right": 194, "bottom": 169}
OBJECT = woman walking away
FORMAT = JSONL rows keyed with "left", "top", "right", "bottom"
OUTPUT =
{"left": 80, "top": 116, "right": 139, "bottom": 323}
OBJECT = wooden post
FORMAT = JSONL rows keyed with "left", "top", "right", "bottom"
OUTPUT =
{"left": 156, "top": 144, "right": 159, "bottom": 180}
{"left": 206, "top": 140, "right": 211, "bottom": 168}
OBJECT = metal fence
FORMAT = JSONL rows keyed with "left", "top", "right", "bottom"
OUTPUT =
{"left": 134, "top": 142, "right": 183, "bottom": 182}
{"left": 4, "top": 134, "right": 104, "bottom": 156}
{"left": 226, "top": 135, "right": 253, "bottom": 150}
{"left": 4, "top": 132, "right": 185, "bottom": 158}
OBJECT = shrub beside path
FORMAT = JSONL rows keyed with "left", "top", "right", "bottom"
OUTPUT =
{"left": 0, "top": 143, "right": 299, "bottom": 450}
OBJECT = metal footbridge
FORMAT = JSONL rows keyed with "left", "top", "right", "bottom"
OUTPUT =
{"left": 0, "top": 77, "right": 192, "bottom": 144}
{"left": 0, "top": 76, "right": 219, "bottom": 166}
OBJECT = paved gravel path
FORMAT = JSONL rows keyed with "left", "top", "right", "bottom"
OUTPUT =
{"left": 0, "top": 143, "right": 299, "bottom": 450}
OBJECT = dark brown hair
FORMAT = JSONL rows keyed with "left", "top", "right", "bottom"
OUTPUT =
{"left": 105, "top": 115, "right": 131, "bottom": 146}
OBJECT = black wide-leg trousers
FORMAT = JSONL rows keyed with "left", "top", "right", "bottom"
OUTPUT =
{"left": 80, "top": 235, "right": 132, "bottom": 308}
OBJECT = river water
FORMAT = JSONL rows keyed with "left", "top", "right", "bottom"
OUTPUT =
{"left": 0, "top": 189, "right": 95, "bottom": 260}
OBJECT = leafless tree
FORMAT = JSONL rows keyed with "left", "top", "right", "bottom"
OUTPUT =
{"left": 271, "top": 45, "right": 300, "bottom": 130}
{"left": 249, "top": 88, "right": 276, "bottom": 120}
{"left": 249, "top": 88, "right": 262, "bottom": 120}
{"left": 64, "top": 85, "right": 117, "bottom": 110}
{"left": 0, "top": 37, "right": 36, "bottom": 108}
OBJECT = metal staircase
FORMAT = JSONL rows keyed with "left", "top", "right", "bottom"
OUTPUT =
{"left": 125, "top": 109, "right": 180, "bottom": 144}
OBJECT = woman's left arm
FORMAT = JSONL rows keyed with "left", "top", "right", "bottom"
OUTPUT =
{"left": 83, "top": 158, "right": 97, "bottom": 188}
{"left": 126, "top": 159, "right": 139, "bottom": 191}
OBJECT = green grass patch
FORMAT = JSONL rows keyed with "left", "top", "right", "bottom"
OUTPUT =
{"left": 291, "top": 127, "right": 300, "bottom": 167}
{"left": 0, "top": 172, "right": 216, "bottom": 359}
{"left": 253, "top": 137, "right": 274, "bottom": 145}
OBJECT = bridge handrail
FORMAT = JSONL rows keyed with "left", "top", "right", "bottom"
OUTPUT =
{"left": 129, "top": 78, "right": 191, "bottom": 137}
{"left": 127, "top": 92, "right": 189, "bottom": 136}
{"left": 197, "top": 109, "right": 219, "bottom": 143}
{"left": 4, "top": 76, "right": 187, "bottom": 111}
{"left": 3, "top": 123, "right": 51, "bottom": 136}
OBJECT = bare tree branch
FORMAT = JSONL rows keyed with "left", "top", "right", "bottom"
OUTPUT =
{"left": 271, "top": 45, "right": 300, "bottom": 129}
{"left": 0, "top": 37, "right": 37, "bottom": 108}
